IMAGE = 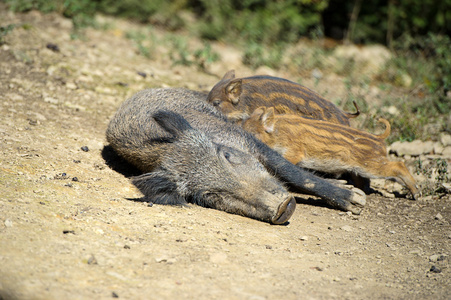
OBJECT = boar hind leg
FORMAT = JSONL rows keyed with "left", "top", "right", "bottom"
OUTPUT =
{"left": 256, "top": 142, "right": 366, "bottom": 214}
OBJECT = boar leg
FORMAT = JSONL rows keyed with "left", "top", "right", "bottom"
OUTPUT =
{"left": 256, "top": 141, "right": 366, "bottom": 214}
{"left": 132, "top": 171, "right": 187, "bottom": 205}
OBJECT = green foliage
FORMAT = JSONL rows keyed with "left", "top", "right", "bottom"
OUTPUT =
{"left": 6, "top": 0, "right": 450, "bottom": 47}
{"left": 193, "top": 42, "right": 220, "bottom": 71}
{"left": 96, "top": 0, "right": 162, "bottom": 22}
{"left": 369, "top": 33, "right": 451, "bottom": 143}
{"left": 168, "top": 36, "right": 220, "bottom": 71}
{"left": 96, "top": 0, "right": 186, "bottom": 29}
{"left": 242, "top": 42, "right": 285, "bottom": 70}
{"left": 415, "top": 158, "right": 450, "bottom": 196}
{"left": 323, "top": 0, "right": 451, "bottom": 45}
{"left": 287, "top": 44, "right": 332, "bottom": 74}
{"left": 0, "top": 24, "right": 16, "bottom": 45}
{"left": 387, "top": 102, "right": 422, "bottom": 143}
{"left": 5, "top": 0, "right": 61, "bottom": 13}
{"left": 194, "top": 0, "right": 328, "bottom": 44}
{"left": 125, "top": 29, "right": 155, "bottom": 59}
{"left": 6, "top": 0, "right": 96, "bottom": 37}
{"left": 393, "top": 33, "right": 451, "bottom": 97}
{"left": 342, "top": 77, "right": 369, "bottom": 115}
{"left": 62, "top": 0, "right": 97, "bottom": 31}
{"left": 168, "top": 36, "right": 192, "bottom": 67}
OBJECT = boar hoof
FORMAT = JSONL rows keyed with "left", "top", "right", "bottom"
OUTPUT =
{"left": 336, "top": 187, "right": 366, "bottom": 215}
{"left": 350, "top": 187, "right": 366, "bottom": 206}
{"left": 271, "top": 197, "right": 296, "bottom": 225}
{"left": 325, "top": 178, "right": 366, "bottom": 214}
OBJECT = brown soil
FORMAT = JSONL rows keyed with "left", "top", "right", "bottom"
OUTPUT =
{"left": 0, "top": 7, "right": 449, "bottom": 300}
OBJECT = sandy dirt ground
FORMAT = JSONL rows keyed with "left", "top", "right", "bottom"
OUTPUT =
{"left": 0, "top": 7, "right": 449, "bottom": 300}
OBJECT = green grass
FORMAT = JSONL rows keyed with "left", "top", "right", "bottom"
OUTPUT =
{"left": 415, "top": 157, "right": 450, "bottom": 196}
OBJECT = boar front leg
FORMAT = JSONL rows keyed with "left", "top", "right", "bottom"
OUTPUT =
{"left": 256, "top": 141, "right": 366, "bottom": 214}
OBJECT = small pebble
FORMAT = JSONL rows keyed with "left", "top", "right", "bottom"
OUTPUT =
{"left": 46, "top": 43, "right": 60, "bottom": 52}
{"left": 155, "top": 257, "right": 176, "bottom": 264}
{"left": 87, "top": 255, "right": 98, "bottom": 265}
{"left": 341, "top": 225, "right": 353, "bottom": 232}
{"left": 72, "top": 177, "right": 79, "bottom": 182}
{"left": 112, "top": 291, "right": 119, "bottom": 298}
{"left": 429, "top": 254, "right": 446, "bottom": 262}
{"left": 4, "top": 219, "right": 13, "bottom": 227}
{"left": 28, "top": 119, "right": 38, "bottom": 126}
{"left": 137, "top": 71, "right": 147, "bottom": 78}
{"left": 429, "top": 266, "right": 441, "bottom": 273}
{"left": 81, "top": 146, "right": 89, "bottom": 152}
{"left": 434, "top": 213, "right": 443, "bottom": 221}
{"left": 66, "top": 82, "right": 77, "bottom": 89}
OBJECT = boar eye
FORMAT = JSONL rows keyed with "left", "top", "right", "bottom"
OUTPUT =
{"left": 224, "top": 151, "right": 231, "bottom": 161}
{"left": 212, "top": 99, "right": 221, "bottom": 106}
{"left": 223, "top": 150, "right": 243, "bottom": 165}
{"left": 217, "top": 146, "right": 242, "bottom": 165}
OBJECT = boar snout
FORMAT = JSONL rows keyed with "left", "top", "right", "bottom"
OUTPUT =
{"left": 271, "top": 195, "right": 296, "bottom": 225}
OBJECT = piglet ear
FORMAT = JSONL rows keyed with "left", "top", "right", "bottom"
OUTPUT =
{"left": 222, "top": 70, "right": 236, "bottom": 81}
{"left": 250, "top": 106, "right": 266, "bottom": 118}
{"left": 262, "top": 107, "right": 276, "bottom": 133}
{"left": 226, "top": 79, "right": 242, "bottom": 104}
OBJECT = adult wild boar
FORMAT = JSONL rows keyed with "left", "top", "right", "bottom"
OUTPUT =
{"left": 106, "top": 88, "right": 366, "bottom": 224}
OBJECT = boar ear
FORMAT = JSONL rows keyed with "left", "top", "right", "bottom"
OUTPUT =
{"left": 132, "top": 172, "right": 187, "bottom": 205}
{"left": 262, "top": 107, "right": 276, "bottom": 133}
{"left": 226, "top": 79, "right": 242, "bottom": 104}
{"left": 153, "top": 110, "right": 193, "bottom": 137}
{"left": 222, "top": 70, "right": 235, "bottom": 81}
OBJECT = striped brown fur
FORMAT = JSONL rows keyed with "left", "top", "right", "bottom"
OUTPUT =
{"left": 242, "top": 107, "right": 419, "bottom": 199}
{"left": 207, "top": 70, "right": 359, "bottom": 125}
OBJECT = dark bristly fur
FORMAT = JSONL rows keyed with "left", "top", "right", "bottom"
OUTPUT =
{"left": 132, "top": 173, "right": 185, "bottom": 205}
{"left": 106, "top": 88, "right": 366, "bottom": 223}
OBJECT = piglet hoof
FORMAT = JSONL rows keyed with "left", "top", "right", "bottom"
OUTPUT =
{"left": 411, "top": 191, "right": 420, "bottom": 201}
